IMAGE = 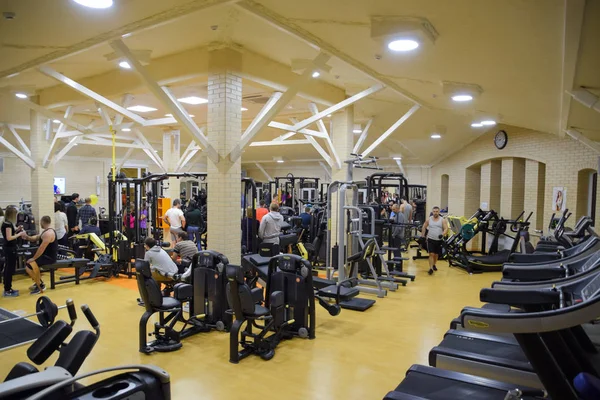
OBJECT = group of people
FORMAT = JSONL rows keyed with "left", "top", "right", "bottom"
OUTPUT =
{"left": 1, "top": 193, "right": 102, "bottom": 297}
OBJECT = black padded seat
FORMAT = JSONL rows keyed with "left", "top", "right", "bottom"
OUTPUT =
{"left": 318, "top": 285, "right": 359, "bottom": 300}
{"left": 253, "top": 304, "right": 269, "bottom": 317}
{"left": 158, "top": 297, "right": 181, "bottom": 310}
{"left": 347, "top": 251, "right": 362, "bottom": 262}
{"left": 40, "top": 258, "right": 89, "bottom": 269}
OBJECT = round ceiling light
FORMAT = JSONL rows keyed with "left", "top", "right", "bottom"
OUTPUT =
{"left": 72, "top": 0, "right": 113, "bottom": 8}
{"left": 430, "top": 134, "right": 441, "bottom": 139}
{"left": 481, "top": 120, "right": 496, "bottom": 126}
{"left": 388, "top": 39, "right": 419, "bottom": 52}
{"left": 452, "top": 94, "right": 473, "bottom": 102}
{"left": 15, "top": 93, "right": 28, "bottom": 99}
{"left": 311, "top": 71, "right": 320, "bottom": 78}
{"left": 118, "top": 61, "right": 131, "bottom": 69}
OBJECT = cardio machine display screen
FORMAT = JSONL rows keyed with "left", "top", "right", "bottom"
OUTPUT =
{"left": 54, "top": 177, "right": 66, "bottom": 195}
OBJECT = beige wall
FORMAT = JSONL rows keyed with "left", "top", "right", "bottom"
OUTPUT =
{"left": 428, "top": 128, "right": 600, "bottom": 229}
{"left": 0, "top": 155, "right": 111, "bottom": 213}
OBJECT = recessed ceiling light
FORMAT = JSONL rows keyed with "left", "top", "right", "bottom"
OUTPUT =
{"left": 481, "top": 120, "right": 496, "bottom": 126}
{"left": 287, "top": 105, "right": 294, "bottom": 109}
{"left": 6, "top": 73, "right": 19, "bottom": 79}
{"left": 122, "top": 33, "right": 132, "bottom": 38}
{"left": 165, "top": 113, "right": 194, "bottom": 118}
{"left": 388, "top": 39, "right": 419, "bottom": 52}
{"left": 312, "top": 71, "right": 320, "bottom": 78}
{"left": 122, "top": 128, "right": 131, "bottom": 132}
{"left": 393, "top": 157, "right": 402, "bottom": 160}
{"left": 154, "top": 150, "right": 158, "bottom": 153}
{"left": 353, "top": 123, "right": 362, "bottom": 134}
{"left": 241, "top": 107, "right": 248, "bottom": 111}
{"left": 451, "top": 94, "right": 473, "bottom": 102}
{"left": 276, "top": 160, "right": 284, "bottom": 163}
{"left": 72, "top": 0, "right": 113, "bottom": 9}
{"left": 118, "top": 61, "right": 131, "bottom": 69}
{"left": 15, "top": 93, "right": 28, "bottom": 99}
{"left": 177, "top": 96, "right": 208, "bottom": 105}
{"left": 52, "top": 119, "right": 61, "bottom": 124}
{"left": 431, "top": 134, "right": 442, "bottom": 139}
{"left": 471, "top": 123, "right": 483, "bottom": 128}
{"left": 127, "top": 105, "right": 157, "bottom": 113}
{"left": 327, "top": 114, "right": 332, "bottom": 118}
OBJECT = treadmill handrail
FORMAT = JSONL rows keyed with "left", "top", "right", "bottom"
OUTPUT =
{"left": 461, "top": 293, "right": 600, "bottom": 334}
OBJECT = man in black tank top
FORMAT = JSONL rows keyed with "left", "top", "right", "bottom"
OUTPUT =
{"left": 22, "top": 215, "right": 57, "bottom": 294}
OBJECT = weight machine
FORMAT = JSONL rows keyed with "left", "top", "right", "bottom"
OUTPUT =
{"left": 274, "top": 175, "right": 320, "bottom": 211}
{"left": 241, "top": 178, "right": 258, "bottom": 255}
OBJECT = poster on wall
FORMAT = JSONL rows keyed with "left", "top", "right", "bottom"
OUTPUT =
{"left": 552, "top": 187, "right": 567, "bottom": 212}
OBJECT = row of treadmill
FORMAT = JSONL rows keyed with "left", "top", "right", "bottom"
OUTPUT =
{"left": 385, "top": 213, "right": 600, "bottom": 399}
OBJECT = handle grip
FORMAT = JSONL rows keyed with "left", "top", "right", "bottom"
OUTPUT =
{"left": 66, "top": 299, "right": 77, "bottom": 323}
{"left": 81, "top": 304, "right": 99, "bottom": 329}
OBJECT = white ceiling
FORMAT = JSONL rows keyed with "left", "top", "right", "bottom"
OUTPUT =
{"left": 0, "top": 0, "right": 597, "bottom": 167}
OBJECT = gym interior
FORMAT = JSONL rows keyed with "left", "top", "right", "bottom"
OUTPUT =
{"left": 0, "top": 1, "right": 599, "bottom": 399}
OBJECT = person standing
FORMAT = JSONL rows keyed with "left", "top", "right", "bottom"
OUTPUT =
{"left": 140, "top": 203, "right": 148, "bottom": 238}
{"left": 77, "top": 197, "right": 97, "bottom": 228}
{"left": 400, "top": 197, "right": 413, "bottom": 222}
{"left": 185, "top": 201, "right": 203, "bottom": 251}
{"left": 54, "top": 203, "right": 69, "bottom": 246}
{"left": 258, "top": 203, "right": 284, "bottom": 245}
{"left": 23, "top": 216, "right": 57, "bottom": 294}
{"left": 2, "top": 207, "right": 26, "bottom": 297}
{"left": 163, "top": 199, "right": 186, "bottom": 243}
{"left": 256, "top": 200, "right": 268, "bottom": 223}
{"left": 389, "top": 204, "right": 407, "bottom": 260}
{"left": 421, "top": 206, "right": 449, "bottom": 275}
{"left": 242, "top": 207, "right": 257, "bottom": 254}
{"left": 66, "top": 193, "right": 80, "bottom": 237}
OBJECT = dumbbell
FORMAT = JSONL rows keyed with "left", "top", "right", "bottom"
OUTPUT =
{"left": 0, "top": 296, "right": 74, "bottom": 328}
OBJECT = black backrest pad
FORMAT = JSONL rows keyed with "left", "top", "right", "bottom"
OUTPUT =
{"left": 226, "top": 265, "right": 256, "bottom": 318}
{"left": 27, "top": 320, "right": 72, "bottom": 365}
{"left": 192, "top": 250, "right": 228, "bottom": 321}
{"left": 135, "top": 259, "right": 163, "bottom": 309}
{"left": 56, "top": 330, "right": 97, "bottom": 375}
{"left": 267, "top": 255, "right": 312, "bottom": 327}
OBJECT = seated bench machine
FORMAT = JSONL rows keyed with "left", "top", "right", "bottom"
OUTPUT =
{"left": 226, "top": 254, "right": 316, "bottom": 363}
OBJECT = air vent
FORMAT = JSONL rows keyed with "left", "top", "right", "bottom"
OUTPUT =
{"left": 242, "top": 94, "right": 271, "bottom": 104}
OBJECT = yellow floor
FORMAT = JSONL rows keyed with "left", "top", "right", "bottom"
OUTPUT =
{"left": 0, "top": 251, "right": 498, "bottom": 399}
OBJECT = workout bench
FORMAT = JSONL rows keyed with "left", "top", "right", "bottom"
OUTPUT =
{"left": 40, "top": 257, "right": 111, "bottom": 289}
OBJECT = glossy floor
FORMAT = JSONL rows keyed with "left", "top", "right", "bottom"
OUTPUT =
{"left": 0, "top": 253, "right": 497, "bottom": 399}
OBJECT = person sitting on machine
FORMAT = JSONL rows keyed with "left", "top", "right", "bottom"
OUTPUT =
{"left": 80, "top": 217, "right": 101, "bottom": 237}
{"left": 171, "top": 231, "right": 197, "bottom": 273}
{"left": 300, "top": 207, "right": 311, "bottom": 230}
{"left": 22, "top": 216, "right": 57, "bottom": 295}
{"left": 143, "top": 237, "right": 178, "bottom": 285}
{"left": 389, "top": 204, "right": 408, "bottom": 259}
{"left": 258, "top": 203, "right": 285, "bottom": 246}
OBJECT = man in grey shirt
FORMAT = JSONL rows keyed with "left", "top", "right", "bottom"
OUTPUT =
{"left": 400, "top": 197, "right": 413, "bottom": 222}
{"left": 144, "top": 237, "right": 178, "bottom": 283}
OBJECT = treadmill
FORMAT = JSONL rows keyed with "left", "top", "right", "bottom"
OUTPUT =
{"left": 502, "top": 236, "right": 600, "bottom": 281}
{"left": 385, "top": 273, "right": 600, "bottom": 399}
{"left": 430, "top": 268, "right": 600, "bottom": 389}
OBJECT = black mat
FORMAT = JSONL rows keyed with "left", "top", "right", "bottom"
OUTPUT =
{"left": 0, "top": 308, "right": 45, "bottom": 351}
{"left": 340, "top": 297, "right": 375, "bottom": 311}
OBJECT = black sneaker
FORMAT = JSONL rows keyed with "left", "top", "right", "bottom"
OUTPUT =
{"left": 432, "top": 265, "right": 438, "bottom": 271}
{"left": 3, "top": 289, "right": 19, "bottom": 297}
{"left": 29, "top": 282, "right": 46, "bottom": 291}
{"left": 30, "top": 287, "right": 42, "bottom": 295}
{"left": 428, "top": 268, "right": 434, "bottom": 275}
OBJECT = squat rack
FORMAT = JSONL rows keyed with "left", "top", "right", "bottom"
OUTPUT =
{"left": 274, "top": 175, "right": 320, "bottom": 210}
{"left": 365, "top": 173, "right": 409, "bottom": 204}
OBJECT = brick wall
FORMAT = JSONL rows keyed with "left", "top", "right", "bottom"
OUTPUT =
{"left": 429, "top": 128, "right": 600, "bottom": 229}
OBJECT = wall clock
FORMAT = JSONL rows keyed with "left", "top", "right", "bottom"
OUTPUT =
{"left": 494, "top": 130, "right": 508, "bottom": 150}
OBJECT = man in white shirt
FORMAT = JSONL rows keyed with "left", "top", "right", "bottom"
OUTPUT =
{"left": 162, "top": 199, "right": 186, "bottom": 243}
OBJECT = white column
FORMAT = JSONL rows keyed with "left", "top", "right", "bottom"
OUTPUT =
{"left": 207, "top": 48, "right": 243, "bottom": 264}
{"left": 30, "top": 109, "right": 54, "bottom": 227}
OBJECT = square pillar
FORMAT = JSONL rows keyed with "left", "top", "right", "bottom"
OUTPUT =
{"left": 331, "top": 107, "right": 354, "bottom": 182}
{"left": 163, "top": 130, "right": 181, "bottom": 201}
{"left": 500, "top": 158, "right": 525, "bottom": 219}
{"left": 480, "top": 160, "right": 501, "bottom": 210}
{"left": 207, "top": 48, "right": 243, "bottom": 264}
{"left": 30, "top": 110, "right": 54, "bottom": 227}
{"left": 524, "top": 160, "right": 545, "bottom": 230}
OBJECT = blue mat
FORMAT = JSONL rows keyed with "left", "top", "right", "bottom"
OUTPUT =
{"left": 0, "top": 308, "right": 45, "bottom": 351}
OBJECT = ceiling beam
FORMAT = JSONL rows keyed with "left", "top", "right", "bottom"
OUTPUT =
{"left": 565, "top": 129, "right": 600, "bottom": 154}
{"left": 52, "top": 137, "right": 81, "bottom": 165}
{"left": 274, "top": 132, "right": 297, "bottom": 141}
{"left": 15, "top": 99, "right": 92, "bottom": 134}
{"left": 395, "top": 158, "right": 406, "bottom": 175}
{"left": 305, "top": 135, "right": 333, "bottom": 167}
{"left": 43, "top": 106, "right": 73, "bottom": 167}
{"left": 117, "top": 148, "right": 136, "bottom": 171}
{"left": 254, "top": 162, "right": 273, "bottom": 181}
{"left": 558, "top": 0, "right": 587, "bottom": 137}
{"left": 236, "top": 0, "right": 428, "bottom": 107}
{"left": 319, "top": 161, "right": 331, "bottom": 181}
{"left": 361, "top": 104, "right": 420, "bottom": 158}
{"left": 307, "top": 104, "right": 341, "bottom": 168}
{"left": 352, "top": 118, "right": 373, "bottom": 154}
{"left": 134, "top": 129, "right": 166, "bottom": 172}
{"left": 77, "top": 139, "right": 145, "bottom": 148}
{"left": 292, "top": 84, "right": 384, "bottom": 132}
{"left": 110, "top": 39, "right": 217, "bottom": 163}
{"left": 268, "top": 121, "right": 327, "bottom": 138}
{"left": 0, "top": 134, "right": 36, "bottom": 169}
{"left": 0, "top": 0, "right": 238, "bottom": 79}
{"left": 249, "top": 139, "right": 311, "bottom": 146}
{"left": 39, "top": 66, "right": 147, "bottom": 125}
{"left": 6, "top": 124, "right": 31, "bottom": 157}
{"left": 176, "top": 147, "right": 201, "bottom": 172}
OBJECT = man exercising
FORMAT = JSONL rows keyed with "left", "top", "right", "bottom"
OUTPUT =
{"left": 421, "top": 206, "right": 448, "bottom": 275}
{"left": 400, "top": 197, "right": 413, "bottom": 222}
{"left": 23, "top": 216, "right": 57, "bottom": 294}
{"left": 171, "top": 231, "right": 198, "bottom": 273}
{"left": 259, "top": 203, "right": 285, "bottom": 245}
{"left": 143, "top": 237, "right": 178, "bottom": 284}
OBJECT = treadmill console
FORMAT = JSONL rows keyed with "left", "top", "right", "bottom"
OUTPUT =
{"left": 581, "top": 273, "right": 600, "bottom": 301}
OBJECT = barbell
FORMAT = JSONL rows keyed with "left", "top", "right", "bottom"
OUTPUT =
{"left": 0, "top": 296, "right": 73, "bottom": 328}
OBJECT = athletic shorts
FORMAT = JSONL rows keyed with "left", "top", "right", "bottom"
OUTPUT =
{"left": 27, "top": 255, "right": 56, "bottom": 268}
{"left": 426, "top": 239, "right": 444, "bottom": 256}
